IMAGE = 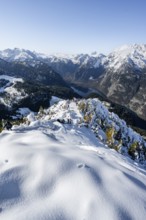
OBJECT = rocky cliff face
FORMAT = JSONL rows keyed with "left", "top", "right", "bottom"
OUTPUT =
{"left": 96, "top": 45, "right": 146, "bottom": 120}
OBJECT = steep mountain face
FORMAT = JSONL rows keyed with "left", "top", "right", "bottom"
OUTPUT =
{"left": 107, "top": 44, "right": 146, "bottom": 70}
{"left": 97, "top": 63, "right": 141, "bottom": 103}
{"left": 96, "top": 44, "right": 146, "bottom": 120}
{"left": 128, "top": 72, "right": 146, "bottom": 119}
{"left": 71, "top": 54, "right": 106, "bottom": 83}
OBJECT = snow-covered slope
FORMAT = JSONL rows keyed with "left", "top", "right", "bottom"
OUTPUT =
{"left": 108, "top": 44, "right": 146, "bottom": 71}
{"left": 0, "top": 98, "right": 146, "bottom": 220}
{"left": 46, "top": 98, "right": 146, "bottom": 163}
{"left": 0, "top": 75, "right": 26, "bottom": 107}
{"left": 0, "top": 48, "right": 40, "bottom": 62}
{"left": 0, "top": 75, "right": 23, "bottom": 92}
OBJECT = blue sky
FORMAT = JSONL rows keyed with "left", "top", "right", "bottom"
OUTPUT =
{"left": 0, "top": 0, "right": 146, "bottom": 54}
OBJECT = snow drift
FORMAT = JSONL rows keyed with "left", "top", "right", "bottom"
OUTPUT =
{"left": 0, "top": 98, "right": 146, "bottom": 220}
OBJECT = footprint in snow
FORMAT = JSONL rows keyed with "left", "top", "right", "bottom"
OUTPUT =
{"left": 77, "top": 163, "right": 90, "bottom": 169}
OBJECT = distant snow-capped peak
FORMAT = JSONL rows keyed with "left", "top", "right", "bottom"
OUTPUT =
{"left": 45, "top": 52, "right": 105, "bottom": 66}
{"left": 0, "top": 48, "right": 106, "bottom": 67}
{"left": 0, "top": 44, "right": 146, "bottom": 71}
{"left": 108, "top": 44, "right": 146, "bottom": 70}
{"left": 0, "top": 48, "right": 36, "bottom": 61}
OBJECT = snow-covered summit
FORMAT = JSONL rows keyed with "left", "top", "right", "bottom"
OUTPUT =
{"left": 108, "top": 44, "right": 146, "bottom": 70}
{"left": 0, "top": 97, "right": 146, "bottom": 220}
{"left": 0, "top": 48, "right": 36, "bottom": 62}
{"left": 35, "top": 52, "right": 105, "bottom": 67}
{"left": 114, "top": 44, "right": 146, "bottom": 53}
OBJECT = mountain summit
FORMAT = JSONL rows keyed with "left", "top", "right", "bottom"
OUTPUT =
{"left": 0, "top": 97, "right": 146, "bottom": 220}
{"left": 108, "top": 44, "right": 146, "bottom": 70}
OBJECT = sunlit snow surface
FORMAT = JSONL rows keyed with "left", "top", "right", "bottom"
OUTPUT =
{"left": 0, "top": 100, "right": 146, "bottom": 220}
{"left": 0, "top": 75, "right": 23, "bottom": 93}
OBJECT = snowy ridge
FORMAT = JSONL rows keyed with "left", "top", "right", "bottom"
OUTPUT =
{"left": 0, "top": 48, "right": 105, "bottom": 66}
{"left": 1, "top": 44, "right": 146, "bottom": 71}
{"left": 45, "top": 98, "right": 146, "bottom": 162}
{"left": 0, "top": 97, "right": 146, "bottom": 219}
{"left": 0, "top": 48, "right": 36, "bottom": 62}
{"left": 108, "top": 44, "right": 146, "bottom": 70}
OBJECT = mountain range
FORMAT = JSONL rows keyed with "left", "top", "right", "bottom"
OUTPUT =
{"left": 0, "top": 44, "right": 146, "bottom": 121}
{"left": 0, "top": 48, "right": 146, "bottom": 219}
